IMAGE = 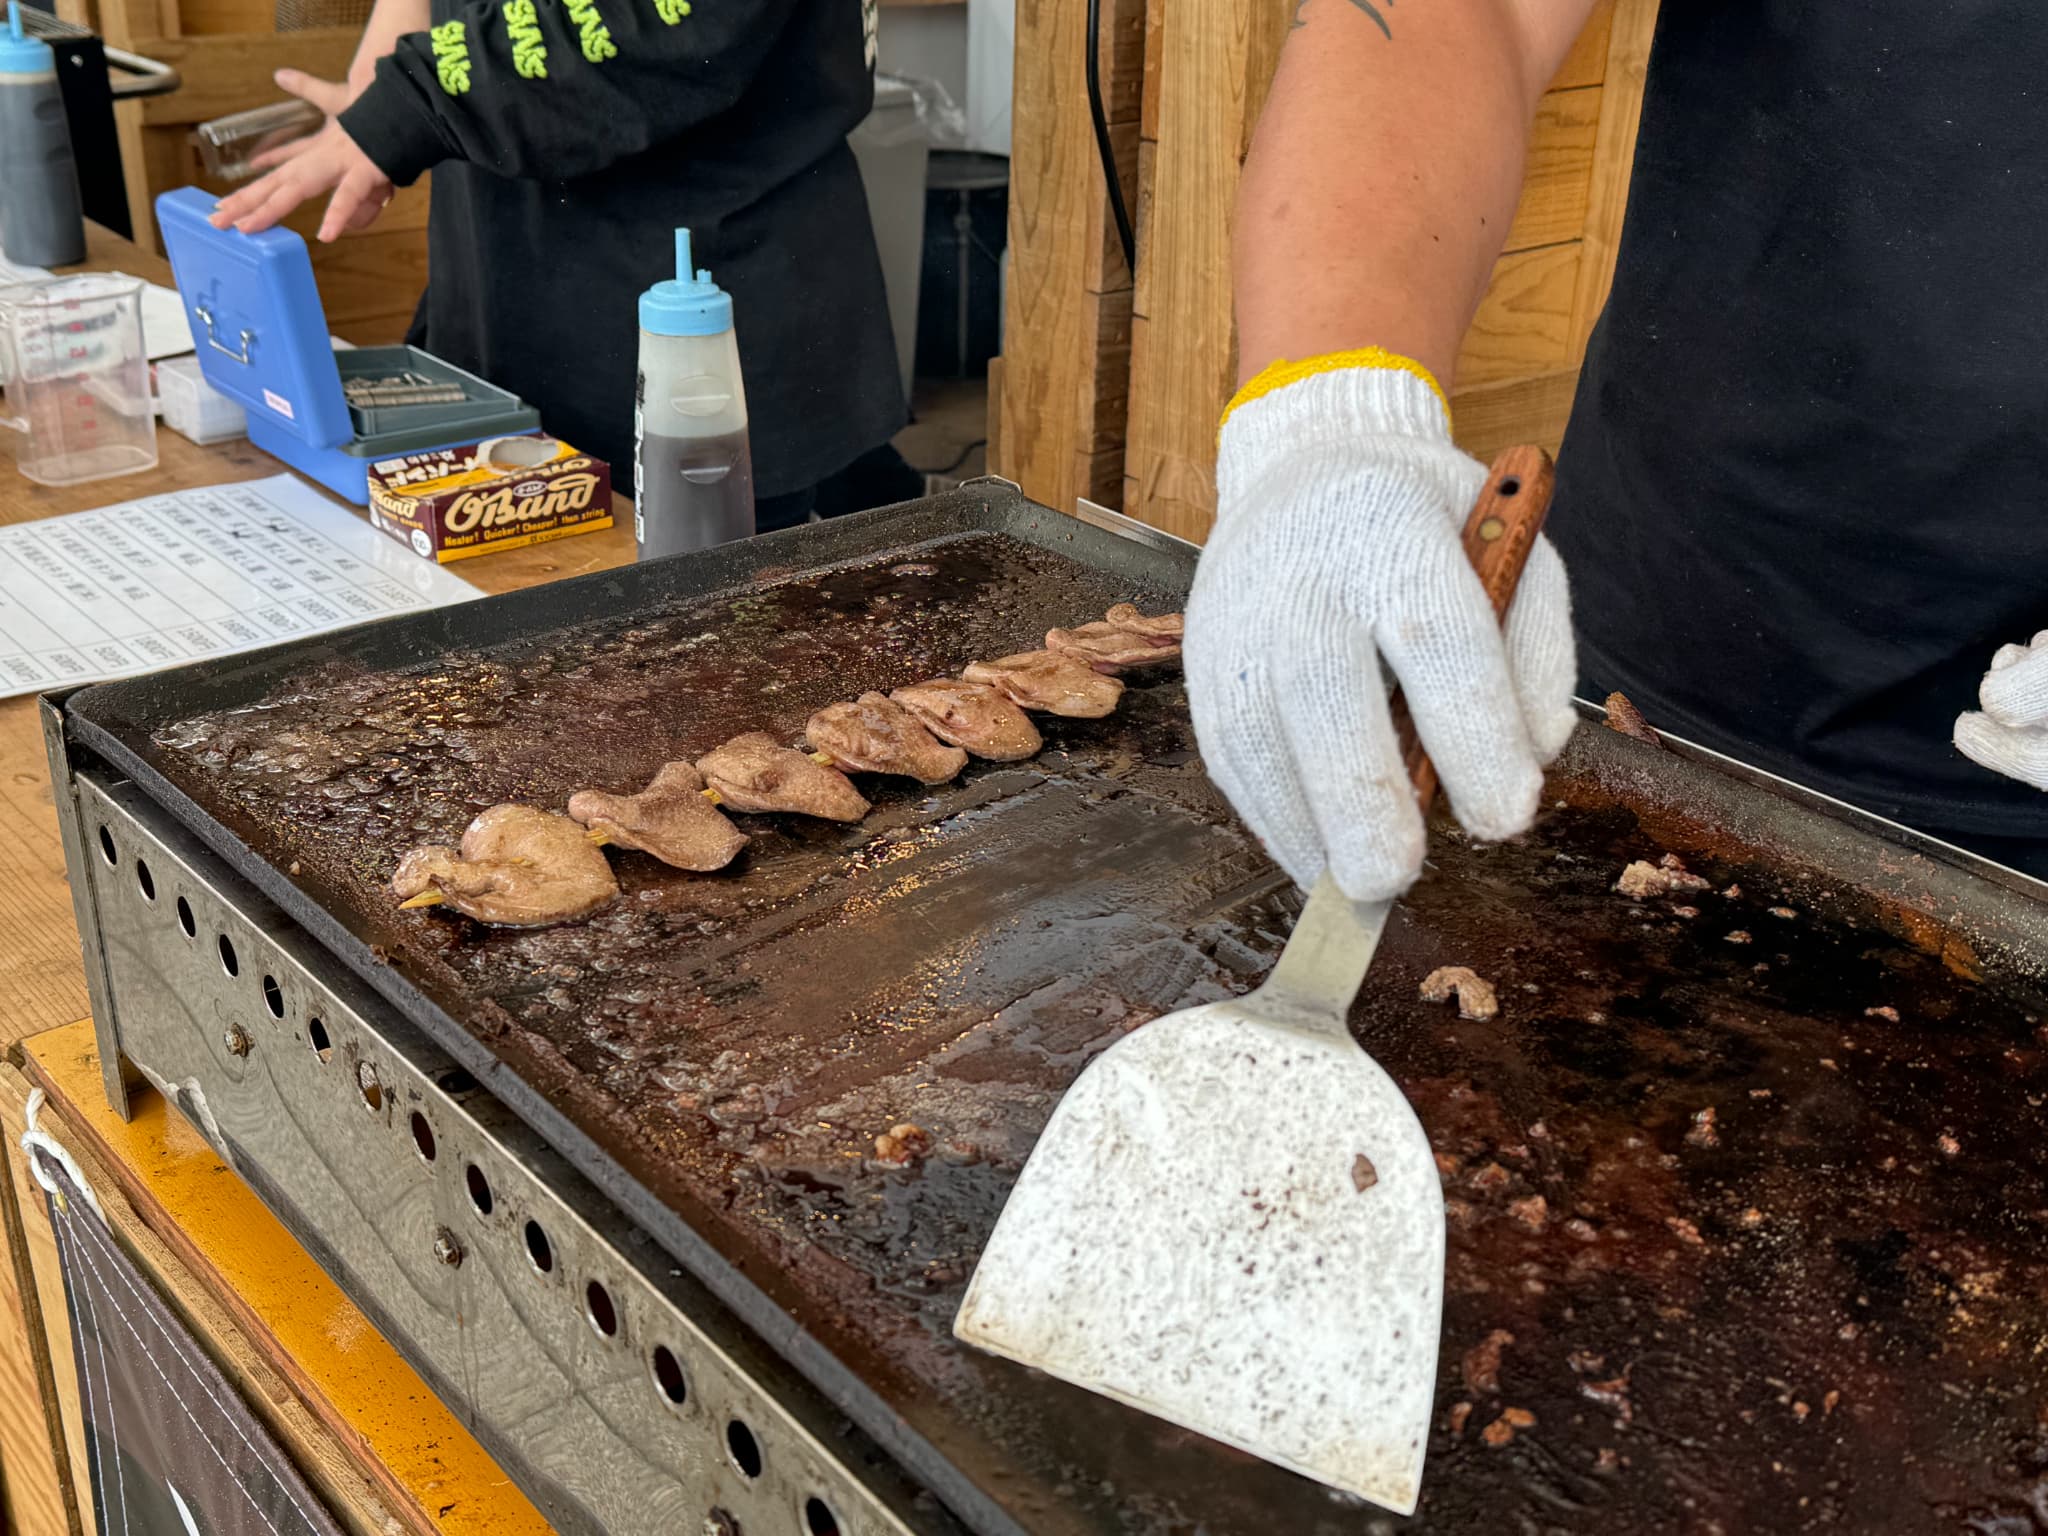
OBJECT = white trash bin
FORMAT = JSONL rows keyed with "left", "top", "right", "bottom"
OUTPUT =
{"left": 851, "top": 74, "right": 931, "bottom": 402}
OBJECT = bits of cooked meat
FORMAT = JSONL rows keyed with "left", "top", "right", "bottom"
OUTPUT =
{"left": 1047, "top": 603, "right": 1185, "bottom": 669}
{"left": 1602, "top": 690, "right": 1663, "bottom": 748}
{"left": 1420, "top": 965, "right": 1500, "bottom": 1021}
{"left": 1614, "top": 857, "right": 1711, "bottom": 898}
{"left": 889, "top": 678, "right": 1043, "bottom": 761}
{"left": 696, "top": 732, "right": 871, "bottom": 821}
{"left": 873, "top": 1122, "right": 931, "bottom": 1164}
{"left": 392, "top": 804, "right": 619, "bottom": 927}
{"left": 567, "top": 761, "right": 748, "bottom": 872}
{"left": 962, "top": 650, "right": 1124, "bottom": 717}
{"left": 806, "top": 692, "right": 968, "bottom": 783}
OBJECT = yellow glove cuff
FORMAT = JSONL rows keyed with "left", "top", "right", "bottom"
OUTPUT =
{"left": 1221, "top": 347, "right": 1451, "bottom": 432}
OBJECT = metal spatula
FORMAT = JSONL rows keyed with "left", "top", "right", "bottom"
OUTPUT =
{"left": 954, "top": 445, "right": 1556, "bottom": 1516}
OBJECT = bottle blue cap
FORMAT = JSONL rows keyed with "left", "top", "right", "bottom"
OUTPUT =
{"left": 0, "top": 2, "right": 55, "bottom": 74}
{"left": 638, "top": 229, "right": 733, "bottom": 338}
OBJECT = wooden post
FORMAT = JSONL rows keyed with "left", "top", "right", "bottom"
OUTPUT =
{"left": 992, "top": 0, "right": 1147, "bottom": 514}
{"left": 1119, "top": 0, "right": 1288, "bottom": 542}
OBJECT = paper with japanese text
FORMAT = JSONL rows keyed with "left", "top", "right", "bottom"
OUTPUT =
{"left": 0, "top": 473, "right": 479, "bottom": 699}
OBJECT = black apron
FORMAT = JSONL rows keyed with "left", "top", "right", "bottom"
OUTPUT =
{"left": 406, "top": 4, "right": 904, "bottom": 498}
{"left": 1551, "top": 0, "right": 2048, "bottom": 869}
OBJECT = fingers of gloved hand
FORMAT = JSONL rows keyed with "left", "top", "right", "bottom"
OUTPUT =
{"left": 1500, "top": 534, "right": 1578, "bottom": 763}
{"left": 1373, "top": 546, "right": 1544, "bottom": 844}
{"left": 1978, "top": 630, "right": 2048, "bottom": 730}
{"left": 1278, "top": 636, "right": 1429, "bottom": 902}
{"left": 1954, "top": 710, "right": 2048, "bottom": 791}
{"left": 1187, "top": 655, "right": 1328, "bottom": 893}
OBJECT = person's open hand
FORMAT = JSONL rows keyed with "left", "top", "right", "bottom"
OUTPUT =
{"left": 208, "top": 68, "right": 392, "bottom": 242}
{"left": 1955, "top": 630, "right": 2048, "bottom": 791}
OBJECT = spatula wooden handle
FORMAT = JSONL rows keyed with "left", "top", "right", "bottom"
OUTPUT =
{"left": 1393, "top": 443, "right": 1557, "bottom": 811}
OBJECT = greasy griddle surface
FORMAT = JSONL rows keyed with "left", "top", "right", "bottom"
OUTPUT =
{"left": 125, "top": 531, "right": 2048, "bottom": 1535}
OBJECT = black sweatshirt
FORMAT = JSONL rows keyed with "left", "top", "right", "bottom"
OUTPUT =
{"left": 338, "top": 0, "right": 902, "bottom": 495}
{"left": 1552, "top": 0, "right": 2048, "bottom": 863}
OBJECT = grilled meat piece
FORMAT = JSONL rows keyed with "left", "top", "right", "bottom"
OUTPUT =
{"left": 1602, "top": 690, "right": 1662, "bottom": 748}
{"left": 1047, "top": 604, "right": 1185, "bottom": 669}
{"left": 1420, "top": 965, "right": 1500, "bottom": 1021}
{"left": 567, "top": 761, "right": 748, "bottom": 872}
{"left": 806, "top": 692, "right": 969, "bottom": 783}
{"left": 696, "top": 732, "right": 871, "bottom": 821}
{"left": 889, "top": 678, "right": 1043, "bottom": 761}
{"left": 392, "top": 804, "right": 618, "bottom": 927}
{"left": 1105, "top": 602, "right": 1183, "bottom": 640}
{"left": 962, "top": 650, "right": 1125, "bottom": 718}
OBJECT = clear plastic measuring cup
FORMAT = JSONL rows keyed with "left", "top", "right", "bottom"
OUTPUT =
{"left": 0, "top": 273, "right": 158, "bottom": 486}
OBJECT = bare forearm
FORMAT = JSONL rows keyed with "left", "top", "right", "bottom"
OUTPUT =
{"left": 349, "top": 0, "right": 430, "bottom": 88}
{"left": 1236, "top": 0, "right": 1597, "bottom": 389}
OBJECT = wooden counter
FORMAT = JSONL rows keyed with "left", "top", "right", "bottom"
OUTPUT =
{"left": 0, "top": 223, "right": 636, "bottom": 1047}
{"left": 0, "top": 223, "right": 633, "bottom": 1534}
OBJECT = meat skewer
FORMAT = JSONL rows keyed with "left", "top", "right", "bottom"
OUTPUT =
{"left": 1046, "top": 604, "right": 1184, "bottom": 670}
{"left": 567, "top": 761, "right": 749, "bottom": 871}
{"left": 399, "top": 599, "right": 1166, "bottom": 925}
{"left": 393, "top": 804, "right": 619, "bottom": 926}
{"left": 697, "top": 732, "right": 872, "bottom": 821}
{"left": 806, "top": 692, "right": 969, "bottom": 783}
{"left": 889, "top": 678, "right": 1043, "bottom": 761}
{"left": 962, "top": 650, "right": 1124, "bottom": 718}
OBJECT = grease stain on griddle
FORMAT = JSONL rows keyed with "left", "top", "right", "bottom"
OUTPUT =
{"left": 142, "top": 533, "right": 2048, "bottom": 1535}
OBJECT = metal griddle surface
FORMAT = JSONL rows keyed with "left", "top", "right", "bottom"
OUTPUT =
{"left": 68, "top": 486, "right": 2048, "bottom": 1534}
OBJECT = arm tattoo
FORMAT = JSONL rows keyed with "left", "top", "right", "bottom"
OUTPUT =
{"left": 1293, "top": 0, "right": 1393, "bottom": 40}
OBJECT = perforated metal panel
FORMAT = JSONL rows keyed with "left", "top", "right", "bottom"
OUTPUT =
{"left": 73, "top": 770, "right": 959, "bottom": 1536}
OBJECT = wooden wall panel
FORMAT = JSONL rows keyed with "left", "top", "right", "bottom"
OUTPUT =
{"left": 1549, "top": 0, "right": 1614, "bottom": 90}
{"left": 1118, "top": 0, "right": 1288, "bottom": 540}
{"left": 992, "top": 0, "right": 1147, "bottom": 513}
{"left": 1445, "top": 366, "right": 1582, "bottom": 463}
{"left": 1501, "top": 86, "right": 1600, "bottom": 254}
{"left": 1451, "top": 242, "right": 1581, "bottom": 389}
{"left": 135, "top": 27, "right": 357, "bottom": 125}
{"left": 1570, "top": 0, "right": 1659, "bottom": 352}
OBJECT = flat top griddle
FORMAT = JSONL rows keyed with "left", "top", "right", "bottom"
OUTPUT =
{"left": 67, "top": 486, "right": 2048, "bottom": 1535}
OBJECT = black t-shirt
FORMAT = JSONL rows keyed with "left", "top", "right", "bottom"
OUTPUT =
{"left": 1551, "top": 0, "right": 2048, "bottom": 861}
{"left": 342, "top": 1, "right": 904, "bottom": 496}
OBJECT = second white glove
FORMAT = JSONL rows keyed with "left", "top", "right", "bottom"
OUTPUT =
{"left": 1954, "top": 629, "right": 2048, "bottom": 790}
{"left": 1185, "top": 360, "right": 1577, "bottom": 902}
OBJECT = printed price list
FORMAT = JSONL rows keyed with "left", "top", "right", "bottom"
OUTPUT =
{"left": 0, "top": 474, "right": 477, "bottom": 697}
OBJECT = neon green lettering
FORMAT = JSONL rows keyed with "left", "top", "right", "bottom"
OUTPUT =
{"left": 564, "top": 0, "right": 616, "bottom": 62}
{"left": 503, "top": 0, "right": 548, "bottom": 78}
{"left": 653, "top": 0, "right": 690, "bottom": 22}
{"left": 430, "top": 20, "right": 471, "bottom": 94}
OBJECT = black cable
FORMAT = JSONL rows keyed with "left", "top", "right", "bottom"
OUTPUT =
{"left": 914, "top": 437, "right": 989, "bottom": 479}
{"left": 1085, "top": 0, "right": 1138, "bottom": 276}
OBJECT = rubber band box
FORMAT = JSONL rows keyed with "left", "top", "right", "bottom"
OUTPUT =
{"left": 154, "top": 186, "right": 539, "bottom": 504}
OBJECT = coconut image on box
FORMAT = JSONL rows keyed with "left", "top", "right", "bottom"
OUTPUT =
{"left": 367, "top": 433, "right": 612, "bottom": 563}
{"left": 634, "top": 229, "right": 755, "bottom": 559}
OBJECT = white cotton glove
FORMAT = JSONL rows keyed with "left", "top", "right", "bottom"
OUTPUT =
{"left": 1185, "top": 362, "right": 1578, "bottom": 902}
{"left": 1954, "top": 630, "right": 2048, "bottom": 790}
